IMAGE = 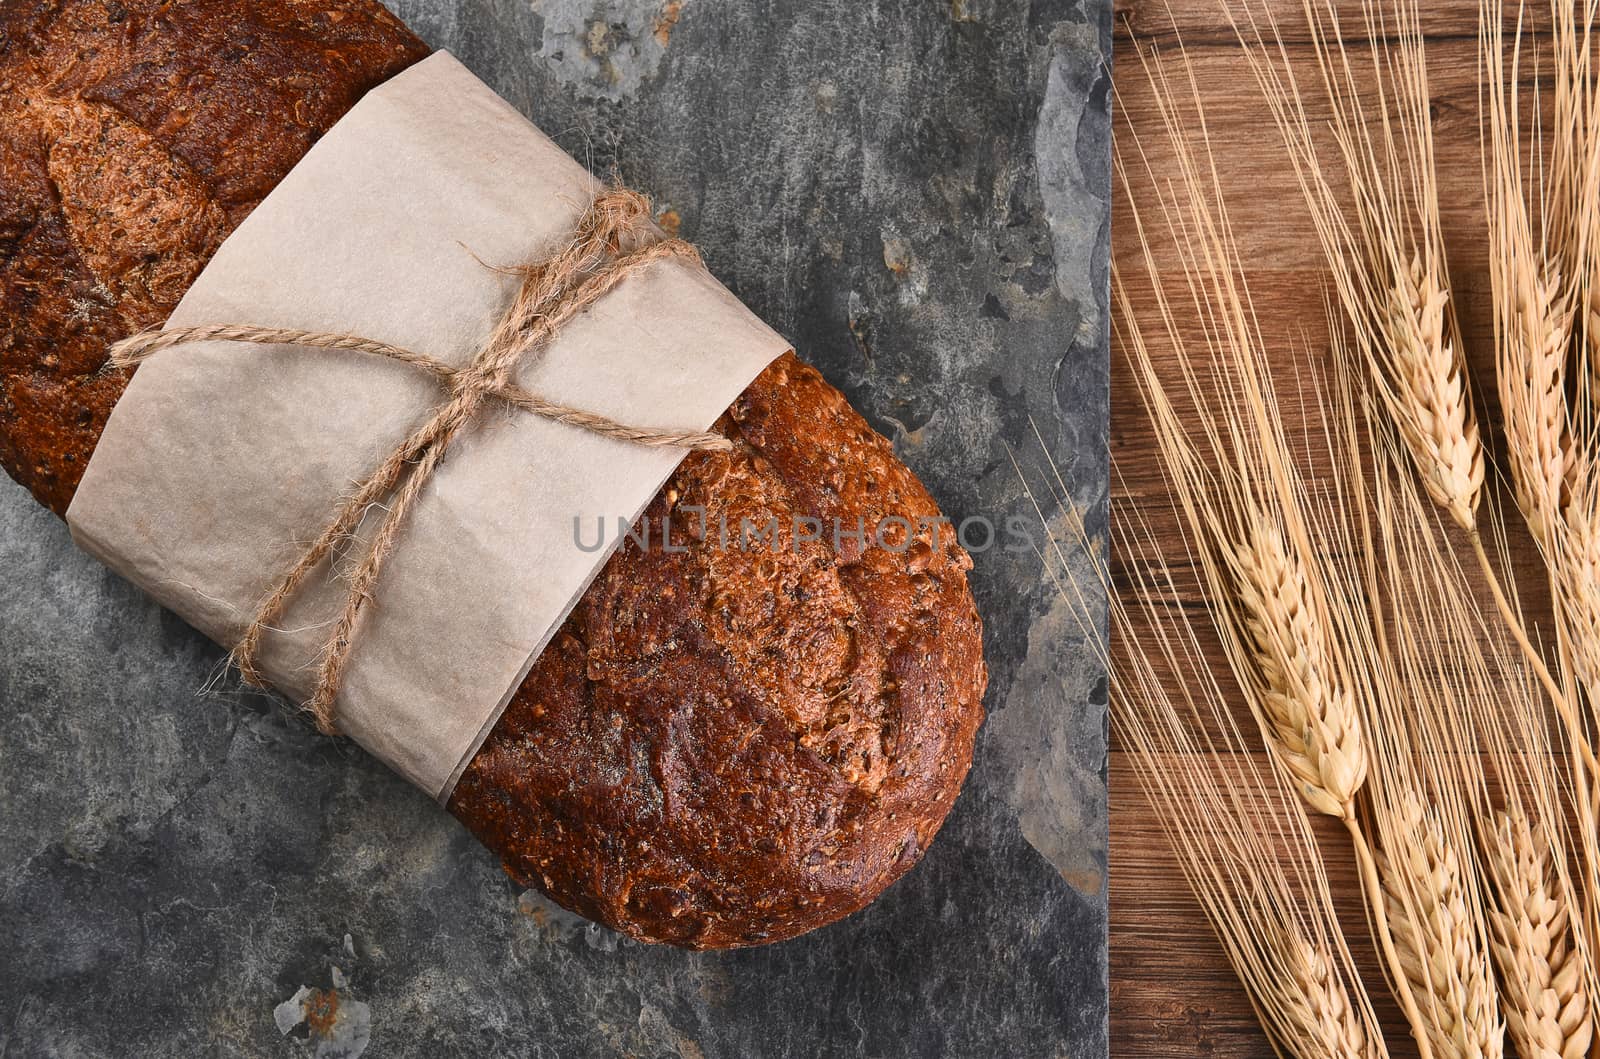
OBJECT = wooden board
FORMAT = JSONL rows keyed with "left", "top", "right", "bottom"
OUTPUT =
{"left": 1108, "top": 2, "right": 1552, "bottom": 1055}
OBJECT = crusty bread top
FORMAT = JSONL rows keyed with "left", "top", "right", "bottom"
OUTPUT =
{"left": 452, "top": 351, "right": 987, "bottom": 948}
{"left": 0, "top": 0, "right": 427, "bottom": 514}
{"left": 0, "top": 0, "right": 986, "bottom": 949}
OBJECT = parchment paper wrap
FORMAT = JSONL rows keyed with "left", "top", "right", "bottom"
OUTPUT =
{"left": 66, "top": 52, "right": 791, "bottom": 801}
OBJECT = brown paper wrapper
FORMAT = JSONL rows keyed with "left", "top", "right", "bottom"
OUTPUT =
{"left": 66, "top": 52, "right": 790, "bottom": 801}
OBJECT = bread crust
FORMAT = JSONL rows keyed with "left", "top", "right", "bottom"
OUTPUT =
{"left": 452, "top": 353, "right": 986, "bottom": 947}
{"left": 0, "top": 0, "right": 427, "bottom": 511}
{"left": 0, "top": 0, "right": 986, "bottom": 948}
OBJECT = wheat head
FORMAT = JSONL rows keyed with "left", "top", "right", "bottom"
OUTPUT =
{"left": 1229, "top": 518, "right": 1367, "bottom": 819}
{"left": 1551, "top": 474, "right": 1600, "bottom": 697}
{"left": 1381, "top": 791, "right": 1505, "bottom": 1059}
{"left": 1499, "top": 259, "right": 1574, "bottom": 547}
{"left": 1581, "top": 303, "right": 1600, "bottom": 417}
{"left": 1381, "top": 255, "right": 1484, "bottom": 532}
{"left": 1274, "top": 925, "right": 1375, "bottom": 1058}
{"left": 1484, "top": 811, "right": 1594, "bottom": 1059}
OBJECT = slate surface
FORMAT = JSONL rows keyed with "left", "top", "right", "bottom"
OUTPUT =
{"left": 0, "top": 1, "right": 1110, "bottom": 1056}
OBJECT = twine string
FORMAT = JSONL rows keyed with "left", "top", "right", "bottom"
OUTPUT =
{"left": 108, "top": 189, "right": 730, "bottom": 734}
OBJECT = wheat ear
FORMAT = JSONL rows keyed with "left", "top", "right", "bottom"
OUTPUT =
{"left": 1499, "top": 261, "right": 1573, "bottom": 547}
{"left": 1382, "top": 255, "right": 1485, "bottom": 532}
{"left": 1380, "top": 791, "right": 1505, "bottom": 1059}
{"left": 1554, "top": 479, "right": 1600, "bottom": 695}
{"left": 1230, "top": 519, "right": 1367, "bottom": 818}
{"left": 1277, "top": 925, "right": 1376, "bottom": 1058}
{"left": 1484, "top": 811, "right": 1594, "bottom": 1059}
{"left": 1544, "top": 0, "right": 1600, "bottom": 415}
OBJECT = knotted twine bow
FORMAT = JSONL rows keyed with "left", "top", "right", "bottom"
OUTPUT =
{"left": 108, "top": 189, "right": 732, "bottom": 736}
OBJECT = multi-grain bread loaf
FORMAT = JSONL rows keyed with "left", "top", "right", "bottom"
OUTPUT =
{"left": 0, "top": 0, "right": 986, "bottom": 949}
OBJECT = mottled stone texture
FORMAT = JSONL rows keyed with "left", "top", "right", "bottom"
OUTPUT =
{"left": 0, "top": 0, "right": 1109, "bottom": 1055}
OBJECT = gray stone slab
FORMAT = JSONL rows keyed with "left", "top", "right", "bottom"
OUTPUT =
{"left": 0, "top": 1, "right": 1110, "bottom": 1055}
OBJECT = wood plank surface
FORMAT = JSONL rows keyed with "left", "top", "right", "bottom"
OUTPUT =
{"left": 1107, "top": 2, "right": 1552, "bottom": 1056}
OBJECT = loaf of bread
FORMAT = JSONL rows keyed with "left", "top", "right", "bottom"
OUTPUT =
{"left": 0, "top": 0, "right": 986, "bottom": 948}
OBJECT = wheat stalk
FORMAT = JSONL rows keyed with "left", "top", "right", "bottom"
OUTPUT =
{"left": 1239, "top": 0, "right": 1597, "bottom": 791}
{"left": 1020, "top": 397, "right": 1389, "bottom": 1058}
{"left": 1482, "top": 3, "right": 1600, "bottom": 959}
{"left": 1545, "top": 0, "right": 1600, "bottom": 412}
{"left": 1118, "top": 29, "right": 1369, "bottom": 826}
{"left": 1484, "top": 810, "right": 1595, "bottom": 1059}
{"left": 1331, "top": 355, "right": 1507, "bottom": 1059}
{"left": 1482, "top": 0, "right": 1576, "bottom": 550}
{"left": 1110, "top": 27, "right": 1470, "bottom": 1052}
{"left": 1109, "top": 8, "right": 1600, "bottom": 1059}
{"left": 1239, "top": 0, "right": 1597, "bottom": 802}
{"left": 1109, "top": 540, "right": 1388, "bottom": 1059}
{"left": 1352, "top": 313, "right": 1600, "bottom": 1059}
{"left": 1546, "top": 449, "right": 1600, "bottom": 991}
{"left": 1236, "top": 0, "right": 1484, "bottom": 537}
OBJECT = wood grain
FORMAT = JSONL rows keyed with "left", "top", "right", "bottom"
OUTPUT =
{"left": 1108, "top": 2, "right": 1556, "bottom": 1056}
